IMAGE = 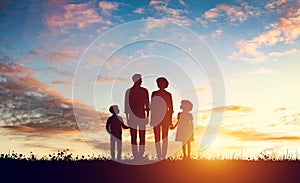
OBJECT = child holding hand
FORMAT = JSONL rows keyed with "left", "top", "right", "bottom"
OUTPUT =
{"left": 171, "top": 100, "right": 194, "bottom": 159}
{"left": 106, "top": 105, "right": 129, "bottom": 161}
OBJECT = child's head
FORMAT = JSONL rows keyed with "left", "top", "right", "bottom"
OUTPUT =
{"left": 180, "top": 100, "right": 193, "bottom": 112}
{"left": 109, "top": 105, "right": 120, "bottom": 114}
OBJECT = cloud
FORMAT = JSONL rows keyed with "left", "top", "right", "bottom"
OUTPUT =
{"left": 1, "top": 125, "right": 37, "bottom": 132}
{"left": 25, "top": 45, "right": 84, "bottom": 64}
{"left": 203, "top": 4, "right": 249, "bottom": 23}
{"left": 224, "top": 128, "right": 300, "bottom": 141}
{"left": 45, "top": 2, "right": 104, "bottom": 34}
{"left": 104, "top": 55, "right": 134, "bottom": 70}
{"left": 95, "top": 75, "right": 126, "bottom": 86}
{"left": 49, "top": 47, "right": 82, "bottom": 63}
{"left": 211, "top": 29, "right": 223, "bottom": 37}
{"left": 178, "top": 0, "right": 186, "bottom": 6}
{"left": 99, "top": 1, "right": 118, "bottom": 16}
{"left": 0, "top": 63, "right": 29, "bottom": 75}
{"left": 229, "top": 67, "right": 276, "bottom": 84}
{"left": 213, "top": 105, "right": 253, "bottom": 113}
{"left": 47, "top": 66, "right": 72, "bottom": 77}
{"left": 248, "top": 67, "right": 276, "bottom": 76}
{"left": 133, "top": 7, "right": 144, "bottom": 14}
{"left": 147, "top": 1, "right": 191, "bottom": 27}
{"left": 265, "top": 0, "right": 287, "bottom": 10}
{"left": 199, "top": 105, "right": 253, "bottom": 114}
{"left": 229, "top": 6, "right": 300, "bottom": 62}
{"left": 0, "top": 63, "right": 78, "bottom": 128}
{"left": 145, "top": 17, "right": 168, "bottom": 30}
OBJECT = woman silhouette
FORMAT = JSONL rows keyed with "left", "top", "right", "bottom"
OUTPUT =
{"left": 150, "top": 77, "right": 173, "bottom": 160}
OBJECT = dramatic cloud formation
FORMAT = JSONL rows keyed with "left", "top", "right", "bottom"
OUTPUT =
{"left": 0, "top": 63, "right": 75, "bottom": 128}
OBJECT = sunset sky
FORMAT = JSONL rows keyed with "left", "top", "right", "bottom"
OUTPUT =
{"left": 1, "top": 0, "right": 300, "bottom": 159}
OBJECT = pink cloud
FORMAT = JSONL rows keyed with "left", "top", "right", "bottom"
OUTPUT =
{"left": 99, "top": 1, "right": 118, "bottom": 16}
{"left": 147, "top": 1, "right": 191, "bottom": 27}
{"left": 49, "top": 47, "right": 82, "bottom": 63}
{"left": 95, "top": 75, "right": 126, "bottom": 86}
{"left": 265, "top": 0, "right": 287, "bottom": 10}
{"left": 229, "top": 7, "right": 300, "bottom": 62}
{"left": 211, "top": 29, "right": 223, "bottom": 37}
{"left": 0, "top": 63, "right": 28, "bottom": 74}
{"left": 45, "top": 2, "right": 104, "bottom": 33}
{"left": 203, "top": 4, "right": 249, "bottom": 23}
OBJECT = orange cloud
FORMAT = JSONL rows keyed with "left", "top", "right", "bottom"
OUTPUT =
{"left": 0, "top": 63, "right": 72, "bottom": 106}
{"left": 212, "top": 105, "right": 253, "bottom": 113}
{"left": 224, "top": 128, "right": 300, "bottom": 141}
{"left": 0, "top": 63, "right": 29, "bottom": 74}
{"left": 19, "top": 76, "right": 62, "bottom": 97}
{"left": 1, "top": 125, "right": 37, "bottom": 132}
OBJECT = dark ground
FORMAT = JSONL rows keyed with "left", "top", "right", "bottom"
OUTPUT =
{"left": 1, "top": 159, "right": 300, "bottom": 183}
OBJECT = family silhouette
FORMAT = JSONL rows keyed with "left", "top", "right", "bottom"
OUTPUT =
{"left": 106, "top": 74, "right": 194, "bottom": 161}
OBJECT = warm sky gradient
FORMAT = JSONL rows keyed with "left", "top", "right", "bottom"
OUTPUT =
{"left": 1, "top": 0, "right": 300, "bottom": 159}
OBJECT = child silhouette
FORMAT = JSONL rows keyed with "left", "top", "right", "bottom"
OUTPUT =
{"left": 171, "top": 100, "right": 194, "bottom": 159}
{"left": 106, "top": 105, "right": 129, "bottom": 161}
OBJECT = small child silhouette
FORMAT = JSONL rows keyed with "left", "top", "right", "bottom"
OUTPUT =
{"left": 171, "top": 100, "right": 194, "bottom": 159}
{"left": 106, "top": 105, "right": 129, "bottom": 161}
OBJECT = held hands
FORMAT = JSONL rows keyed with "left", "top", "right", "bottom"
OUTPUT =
{"left": 170, "top": 124, "right": 175, "bottom": 130}
{"left": 170, "top": 122, "right": 178, "bottom": 130}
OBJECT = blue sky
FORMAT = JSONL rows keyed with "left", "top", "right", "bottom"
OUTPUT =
{"left": 1, "top": 0, "right": 300, "bottom": 157}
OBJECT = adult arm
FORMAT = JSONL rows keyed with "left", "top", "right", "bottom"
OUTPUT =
{"left": 168, "top": 92, "right": 174, "bottom": 126}
{"left": 106, "top": 118, "right": 111, "bottom": 134}
{"left": 145, "top": 89, "right": 150, "bottom": 118}
{"left": 124, "top": 89, "right": 130, "bottom": 121}
{"left": 119, "top": 116, "right": 129, "bottom": 129}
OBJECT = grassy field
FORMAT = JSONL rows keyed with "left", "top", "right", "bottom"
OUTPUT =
{"left": 1, "top": 157, "right": 300, "bottom": 183}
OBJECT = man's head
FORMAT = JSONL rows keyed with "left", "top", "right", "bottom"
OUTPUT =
{"left": 132, "top": 73, "right": 142, "bottom": 86}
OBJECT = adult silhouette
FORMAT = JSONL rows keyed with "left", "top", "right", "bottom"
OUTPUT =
{"left": 150, "top": 77, "right": 173, "bottom": 160}
{"left": 125, "top": 74, "right": 150, "bottom": 159}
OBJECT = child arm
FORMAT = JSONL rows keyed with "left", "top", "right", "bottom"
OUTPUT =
{"left": 119, "top": 116, "right": 130, "bottom": 129}
{"left": 170, "top": 112, "right": 180, "bottom": 130}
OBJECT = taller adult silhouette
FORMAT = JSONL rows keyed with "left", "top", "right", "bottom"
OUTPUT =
{"left": 125, "top": 74, "right": 150, "bottom": 159}
{"left": 150, "top": 77, "right": 173, "bottom": 160}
